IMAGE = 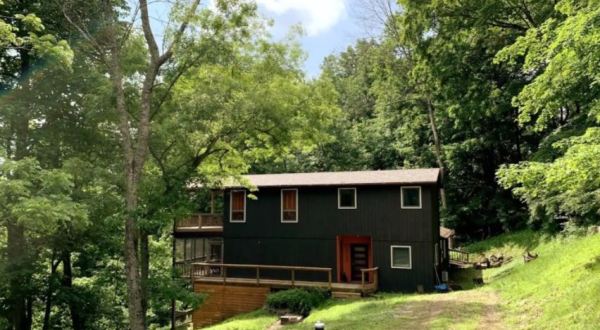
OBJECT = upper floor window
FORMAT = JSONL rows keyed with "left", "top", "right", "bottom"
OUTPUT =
{"left": 401, "top": 186, "right": 422, "bottom": 209}
{"left": 281, "top": 189, "right": 298, "bottom": 223}
{"left": 230, "top": 190, "right": 246, "bottom": 223}
{"left": 338, "top": 188, "right": 357, "bottom": 209}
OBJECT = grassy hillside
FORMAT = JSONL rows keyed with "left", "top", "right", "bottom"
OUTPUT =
{"left": 204, "top": 231, "right": 600, "bottom": 329}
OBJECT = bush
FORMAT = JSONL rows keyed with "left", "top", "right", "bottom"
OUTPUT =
{"left": 265, "top": 288, "right": 329, "bottom": 316}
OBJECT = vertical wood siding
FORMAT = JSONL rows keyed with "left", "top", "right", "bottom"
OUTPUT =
{"left": 222, "top": 184, "right": 439, "bottom": 292}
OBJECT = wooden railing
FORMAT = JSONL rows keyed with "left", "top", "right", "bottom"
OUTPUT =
{"left": 448, "top": 249, "right": 471, "bottom": 264}
{"left": 176, "top": 213, "right": 223, "bottom": 230}
{"left": 360, "top": 267, "right": 379, "bottom": 292}
{"left": 187, "top": 262, "right": 379, "bottom": 294}
{"left": 190, "top": 262, "right": 334, "bottom": 289}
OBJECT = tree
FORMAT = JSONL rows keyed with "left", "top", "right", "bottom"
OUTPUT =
{"left": 497, "top": 0, "right": 600, "bottom": 228}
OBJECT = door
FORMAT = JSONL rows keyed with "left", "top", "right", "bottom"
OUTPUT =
{"left": 350, "top": 244, "right": 369, "bottom": 282}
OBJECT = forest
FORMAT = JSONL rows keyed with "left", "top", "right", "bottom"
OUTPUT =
{"left": 0, "top": 0, "right": 598, "bottom": 329}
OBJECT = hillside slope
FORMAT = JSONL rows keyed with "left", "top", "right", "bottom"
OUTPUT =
{"left": 204, "top": 231, "right": 600, "bottom": 329}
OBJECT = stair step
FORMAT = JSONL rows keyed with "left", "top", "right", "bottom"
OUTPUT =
{"left": 331, "top": 291, "right": 362, "bottom": 299}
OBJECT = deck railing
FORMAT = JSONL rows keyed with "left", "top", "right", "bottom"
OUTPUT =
{"left": 448, "top": 249, "right": 471, "bottom": 264}
{"left": 175, "top": 213, "right": 223, "bottom": 230}
{"left": 188, "top": 262, "right": 379, "bottom": 294}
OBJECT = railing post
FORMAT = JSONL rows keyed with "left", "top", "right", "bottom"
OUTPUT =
{"left": 256, "top": 267, "right": 260, "bottom": 285}
{"left": 361, "top": 270, "right": 365, "bottom": 293}
{"left": 328, "top": 270, "right": 332, "bottom": 290}
{"left": 223, "top": 266, "right": 227, "bottom": 285}
{"left": 291, "top": 269, "right": 295, "bottom": 287}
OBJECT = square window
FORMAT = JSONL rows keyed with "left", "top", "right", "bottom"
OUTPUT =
{"left": 281, "top": 189, "right": 298, "bottom": 223}
{"left": 338, "top": 188, "right": 357, "bottom": 209}
{"left": 401, "top": 186, "right": 421, "bottom": 209}
{"left": 391, "top": 245, "right": 412, "bottom": 269}
{"left": 230, "top": 190, "right": 246, "bottom": 222}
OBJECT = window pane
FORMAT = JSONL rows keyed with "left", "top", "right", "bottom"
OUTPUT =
{"left": 195, "top": 238, "right": 205, "bottom": 260}
{"left": 184, "top": 239, "right": 192, "bottom": 261}
{"left": 282, "top": 190, "right": 296, "bottom": 210}
{"left": 402, "top": 187, "right": 420, "bottom": 207}
{"left": 283, "top": 211, "right": 297, "bottom": 221}
{"left": 392, "top": 247, "right": 411, "bottom": 268}
{"left": 231, "top": 191, "right": 245, "bottom": 211}
{"left": 175, "top": 239, "right": 184, "bottom": 262}
{"left": 339, "top": 189, "right": 355, "bottom": 208}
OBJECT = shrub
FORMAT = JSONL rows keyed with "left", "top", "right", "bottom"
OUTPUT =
{"left": 265, "top": 288, "right": 329, "bottom": 316}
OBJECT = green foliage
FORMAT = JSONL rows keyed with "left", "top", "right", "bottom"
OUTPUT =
{"left": 496, "top": 0, "right": 600, "bottom": 227}
{"left": 265, "top": 288, "right": 329, "bottom": 316}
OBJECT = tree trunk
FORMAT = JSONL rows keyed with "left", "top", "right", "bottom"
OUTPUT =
{"left": 42, "top": 257, "right": 61, "bottom": 330}
{"left": 6, "top": 222, "right": 28, "bottom": 330}
{"left": 426, "top": 98, "right": 448, "bottom": 209}
{"left": 140, "top": 232, "right": 150, "bottom": 318}
{"left": 61, "top": 251, "right": 85, "bottom": 330}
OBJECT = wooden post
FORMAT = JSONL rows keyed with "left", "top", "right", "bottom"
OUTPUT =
{"left": 361, "top": 270, "right": 365, "bottom": 291}
{"left": 328, "top": 270, "right": 332, "bottom": 290}
{"left": 256, "top": 267, "right": 260, "bottom": 285}
{"left": 210, "top": 190, "right": 215, "bottom": 214}
{"left": 222, "top": 266, "right": 227, "bottom": 285}
{"left": 291, "top": 269, "right": 295, "bottom": 287}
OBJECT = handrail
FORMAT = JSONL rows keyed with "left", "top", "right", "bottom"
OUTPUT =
{"left": 448, "top": 249, "right": 471, "bottom": 263}
{"left": 190, "top": 262, "right": 334, "bottom": 289}
{"left": 360, "top": 267, "right": 379, "bottom": 293}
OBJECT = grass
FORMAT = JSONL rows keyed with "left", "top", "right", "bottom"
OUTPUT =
{"left": 202, "top": 230, "right": 600, "bottom": 329}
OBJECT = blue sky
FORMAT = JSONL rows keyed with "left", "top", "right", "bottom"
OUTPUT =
{"left": 144, "top": 0, "right": 377, "bottom": 78}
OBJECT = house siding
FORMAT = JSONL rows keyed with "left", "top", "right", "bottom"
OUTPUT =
{"left": 222, "top": 184, "right": 438, "bottom": 292}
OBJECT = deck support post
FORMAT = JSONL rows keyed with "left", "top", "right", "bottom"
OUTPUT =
{"left": 328, "top": 270, "right": 332, "bottom": 290}
{"left": 291, "top": 270, "right": 295, "bottom": 287}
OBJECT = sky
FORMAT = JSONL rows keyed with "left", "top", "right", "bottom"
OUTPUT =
{"left": 144, "top": 0, "right": 378, "bottom": 78}
{"left": 254, "top": 0, "right": 368, "bottom": 77}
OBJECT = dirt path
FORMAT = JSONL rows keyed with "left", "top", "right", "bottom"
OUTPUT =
{"left": 393, "top": 289, "right": 503, "bottom": 329}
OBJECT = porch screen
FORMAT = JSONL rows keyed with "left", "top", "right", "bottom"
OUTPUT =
{"left": 281, "top": 189, "right": 298, "bottom": 222}
{"left": 230, "top": 190, "right": 245, "bottom": 222}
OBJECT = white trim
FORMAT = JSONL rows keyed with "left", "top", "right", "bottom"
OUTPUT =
{"left": 390, "top": 245, "right": 412, "bottom": 269}
{"left": 229, "top": 190, "right": 246, "bottom": 223}
{"left": 401, "top": 186, "right": 422, "bottom": 209}
{"left": 337, "top": 187, "right": 357, "bottom": 209}
{"left": 280, "top": 188, "right": 298, "bottom": 223}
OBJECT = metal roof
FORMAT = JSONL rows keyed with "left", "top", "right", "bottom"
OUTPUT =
{"left": 223, "top": 168, "right": 440, "bottom": 188}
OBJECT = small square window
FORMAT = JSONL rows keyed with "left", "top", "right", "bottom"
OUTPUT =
{"left": 338, "top": 188, "right": 357, "bottom": 209}
{"left": 401, "top": 186, "right": 421, "bottom": 209}
{"left": 391, "top": 245, "right": 412, "bottom": 269}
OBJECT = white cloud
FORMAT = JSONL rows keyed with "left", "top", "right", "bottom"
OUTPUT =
{"left": 256, "top": 0, "right": 346, "bottom": 36}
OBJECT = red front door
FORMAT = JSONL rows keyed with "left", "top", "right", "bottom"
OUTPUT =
{"left": 337, "top": 235, "right": 372, "bottom": 283}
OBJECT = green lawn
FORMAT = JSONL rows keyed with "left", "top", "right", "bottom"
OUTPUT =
{"left": 204, "top": 231, "right": 600, "bottom": 329}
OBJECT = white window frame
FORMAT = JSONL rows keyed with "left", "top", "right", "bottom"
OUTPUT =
{"left": 337, "top": 187, "right": 357, "bottom": 209}
{"left": 229, "top": 190, "right": 246, "bottom": 223}
{"left": 390, "top": 245, "right": 412, "bottom": 269}
{"left": 281, "top": 188, "right": 299, "bottom": 223}
{"left": 401, "top": 186, "right": 422, "bottom": 209}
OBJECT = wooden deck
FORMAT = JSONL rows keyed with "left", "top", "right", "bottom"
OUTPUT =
{"left": 182, "top": 262, "right": 379, "bottom": 328}
{"left": 184, "top": 262, "right": 379, "bottom": 294}
{"left": 175, "top": 213, "right": 223, "bottom": 233}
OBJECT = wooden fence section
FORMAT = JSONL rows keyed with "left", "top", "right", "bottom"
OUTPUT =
{"left": 175, "top": 213, "right": 223, "bottom": 232}
{"left": 192, "top": 282, "right": 269, "bottom": 328}
{"left": 448, "top": 249, "right": 473, "bottom": 268}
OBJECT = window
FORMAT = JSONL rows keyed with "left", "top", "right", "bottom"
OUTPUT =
{"left": 281, "top": 189, "right": 298, "bottom": 223}
{"left": 230, "top": 190, "right": 246, "bottom": 222}
{"left": 390, "top": 245, "right": 412, "bottom": 269}
{"left": 338, "top": 188, "right": 357, "bottom": 209}
{"left": 401, "top": 186, "right": 422, "bottom": 209}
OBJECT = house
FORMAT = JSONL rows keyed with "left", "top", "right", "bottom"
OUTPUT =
{"left": 173, "top": 168, "right": 444, "bottom": 328}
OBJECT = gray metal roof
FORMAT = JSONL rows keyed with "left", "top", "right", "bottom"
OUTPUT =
{"left": 223, "top": 168, "right": 440, "bottom": 188}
